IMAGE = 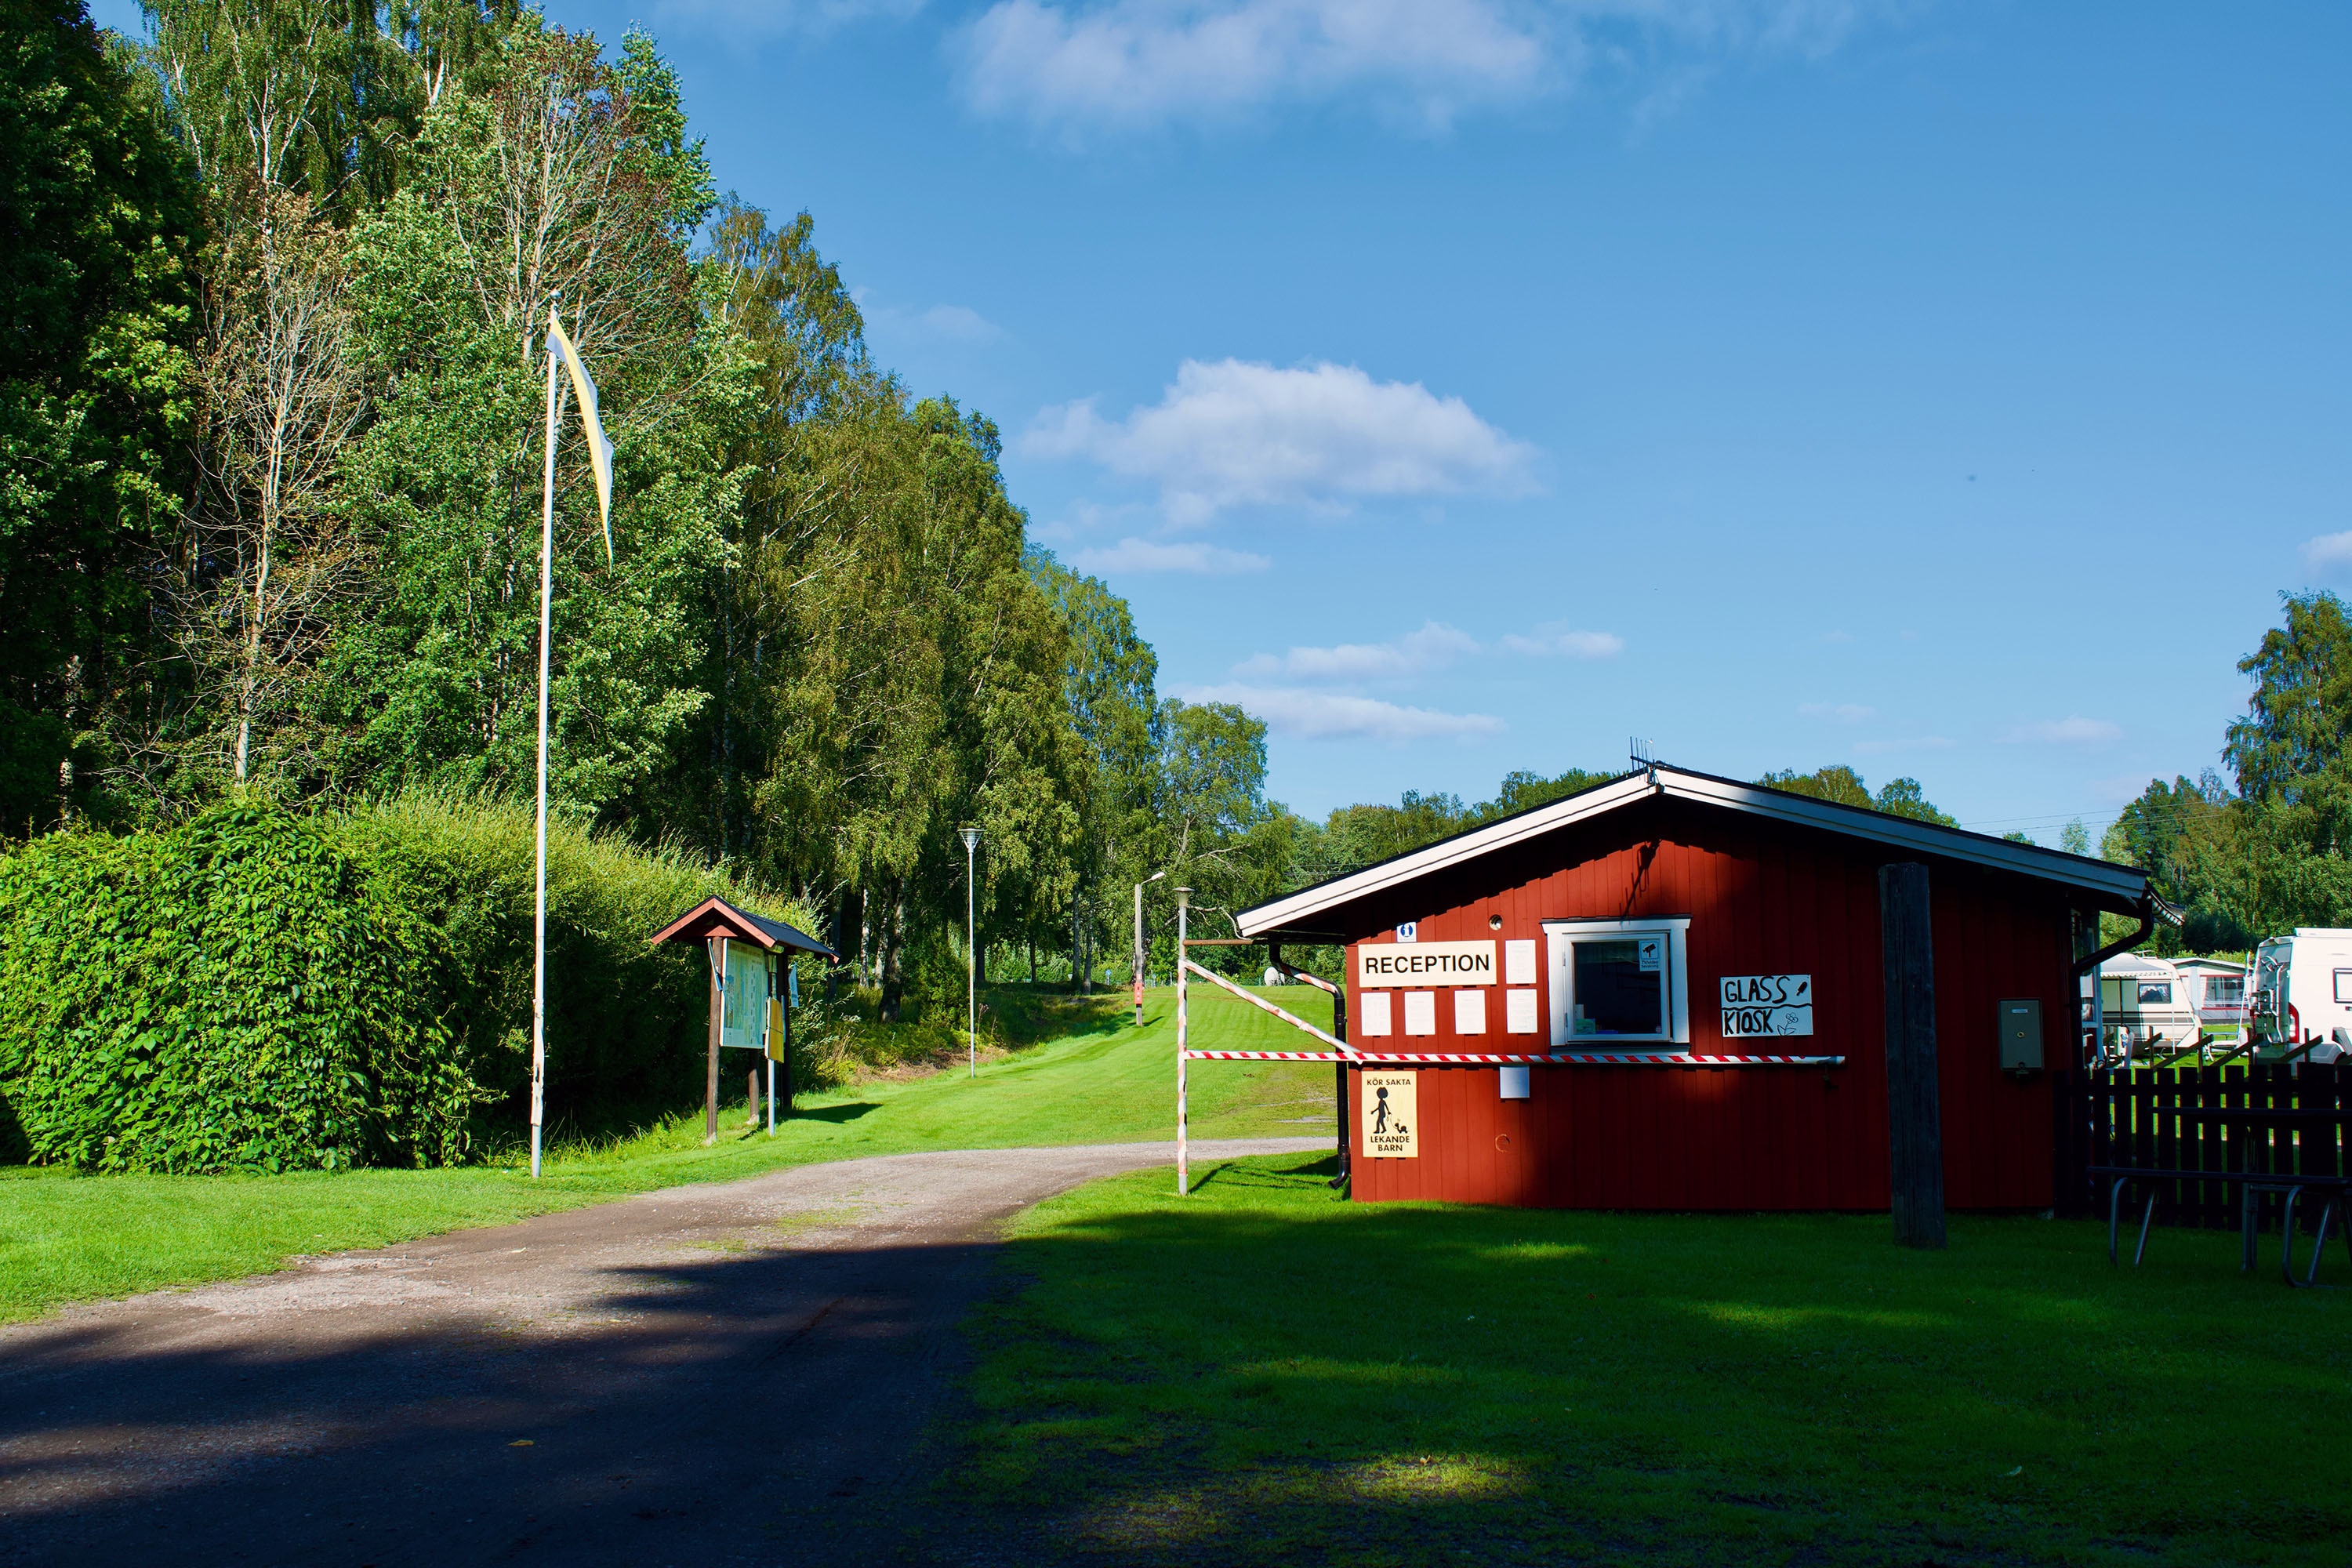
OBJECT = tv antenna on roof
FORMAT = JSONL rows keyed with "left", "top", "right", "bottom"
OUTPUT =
{"left": 1629, "top": 736, "right": 1660, "bottom": 785}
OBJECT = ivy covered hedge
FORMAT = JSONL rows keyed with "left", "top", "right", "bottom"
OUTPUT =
{"left": 0, "top": 797, "right": 815, "bottom": 1172}
{"left": 0, "top": 804, "right": 467, "bottom": 1172}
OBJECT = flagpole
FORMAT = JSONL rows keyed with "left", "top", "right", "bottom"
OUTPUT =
{"left": 529, "top": 318, "right": 560, "bottom": 1181}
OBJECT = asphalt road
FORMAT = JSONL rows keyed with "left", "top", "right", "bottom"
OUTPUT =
{"left": 0, "top": 1138, "right": 1323, "bottom": 1567}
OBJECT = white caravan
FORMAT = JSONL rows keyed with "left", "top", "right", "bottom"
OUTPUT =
{"left": 2091, "top": 953, "right": 2201, "bottom": 1060}
{"left": 2249, "top": 928, "right": 2352, "bottom": 1062}
{"left": 2172, "top": 956, "right": 2249, "bottom": 1030}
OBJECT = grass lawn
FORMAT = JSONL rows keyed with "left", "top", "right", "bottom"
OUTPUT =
{"left": 942, "top": 1150, "right": 2352, "bottom": 1567}
{"left": 0, "top": 981, "right": 1334, "bottom": 1324}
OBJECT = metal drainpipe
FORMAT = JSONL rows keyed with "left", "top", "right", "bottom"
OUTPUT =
{"left": 2073, "top": 903, "right": 2155, "bottom": 1069}
{"left": 1270, "top": 941, "right": 1349, "bottom": 1192}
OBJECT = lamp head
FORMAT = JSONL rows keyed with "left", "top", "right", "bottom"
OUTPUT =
{"left": 959, "top": 827, "right": 979, "bottom": 851}
{"left": 1174, "top": 886, "right": 1191, "bottom": 910}
{"left": 1149, "top": 870, "right": 1166, "bottom": 884}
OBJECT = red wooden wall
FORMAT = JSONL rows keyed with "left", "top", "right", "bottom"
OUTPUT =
{"left": 1338, "top": 797, "right": 2074, "bottom": 1211}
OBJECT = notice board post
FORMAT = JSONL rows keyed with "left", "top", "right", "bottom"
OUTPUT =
{"left": 650, "top": 898, "right": 842, "bottom": 1152}
{"left": 1878, "top": 861, "right": 1947, "bottom": 1248}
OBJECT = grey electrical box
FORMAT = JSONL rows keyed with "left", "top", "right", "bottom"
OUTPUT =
{"left": 1998, "top": 998, "right": 2043, "bottom": 1074}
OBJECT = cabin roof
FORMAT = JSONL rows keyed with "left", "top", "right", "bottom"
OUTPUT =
{"left": 649, "top": 895, "right": 840, "bottom": 959}
{"left": 1236, "top": 760, "right": 2150, "bottom": 940}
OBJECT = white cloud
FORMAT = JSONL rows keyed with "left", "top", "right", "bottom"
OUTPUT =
{"left": 1181, "top": 682, "right": 1503, "bottom": 743}
{"left": 865, "top": 300, "right": 1009, "bottom": 345}
{"left": 1799, "top": 702, "right": 1876, "bottom": 724}
{"left": 1501, "top": 623, "right": 1623, "bottom": 658}
{"left": 2303, "top": 531, "right": 2352, "bottom": 574}
{"left": 1027, "top": 358, "right": 1534, "bottom": 524}
{"left": 1235, "top": 621, "right": 1479, "bottom": 681}
{"left": 655, "top": 0, "right": 922, "bottom": 38}
{"left": 958, "top": 0, "right": 1545, "bottom": 135}
{"left": 2002, "top": 717, "right": 2123, "bottom": 746}
{"left": 1072, "top": 536, "right": 1272, "bottom": 574}
{"left": 1853, "top": 735, "right": 1955, "bottom": 755}
{"left": 956, "top": 0, "right": 1907, "bottom": 137}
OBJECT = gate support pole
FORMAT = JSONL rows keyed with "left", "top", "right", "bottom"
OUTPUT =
{"left": 1176, "top": 887, "right": 1191, "bottom": 1196}
{"left": 1880, "top": 862, "right": 1946, "bottom": 1248}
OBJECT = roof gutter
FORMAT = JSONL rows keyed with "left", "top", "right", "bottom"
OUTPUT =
{"left": 2071, "top": 891, "right": 2177, "bottom": 978}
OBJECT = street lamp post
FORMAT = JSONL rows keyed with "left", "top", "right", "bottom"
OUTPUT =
{"left": 1133, "top": 869, "right": 1165, "bottom": 1027}
{"left": 960, "top": 827, "right": 980, "bottom": 1078}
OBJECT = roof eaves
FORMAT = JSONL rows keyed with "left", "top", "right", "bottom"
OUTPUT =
{"left": 1655, "top": 771, "right": 2147, "bottom": 902}
{"left": 1236, "top": 760, "right": 2148, "bottom": 937}
{"left": 1235, "top": 771, "right": 1661, "bottom": 937}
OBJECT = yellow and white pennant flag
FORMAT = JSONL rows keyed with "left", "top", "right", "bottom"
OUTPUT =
{"left": 546, "top": 307, "right": 617, "bottom": 564}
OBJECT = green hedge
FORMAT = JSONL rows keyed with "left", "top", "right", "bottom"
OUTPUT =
{"left": 0, "top": 795, "right": 816, "bottom": 1171}
{"left": 0, "top": 804, "right": 468, "bottom": 1172}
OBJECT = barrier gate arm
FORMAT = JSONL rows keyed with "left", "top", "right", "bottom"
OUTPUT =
{"left": 1181, "top": 957, "right": 1352, "bottom": 1055}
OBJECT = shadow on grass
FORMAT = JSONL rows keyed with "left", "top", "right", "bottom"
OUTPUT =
{"left": 942, "top": 1151, "right": 2350, "bottom": 1566}
{"left": 788, "top": 1102, "right": 880, "bottom": 1124}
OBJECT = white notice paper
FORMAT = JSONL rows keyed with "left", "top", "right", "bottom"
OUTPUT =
{"left": 1454, "top": 989, "right": 1486, "bottom": 1035}
{"left": 1505, "top": 989, "right": 1541, "bottom": 1034}
{"left": 1361, "top": 992, "right": 1392, "bottom": 1036}
{"left": 1504, "top": 939, "right": 1537, "bottom": 985}
{"left": 1719, "top": 975, "right": 1813, "bottom": 1037}
{"left": 1403, "top": 991, "right": 1437, "bottom": 1036}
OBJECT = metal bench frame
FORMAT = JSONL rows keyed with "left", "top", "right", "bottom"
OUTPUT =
{"left": 2092, "top": 1166, "right": 2352, "bottom": 1287}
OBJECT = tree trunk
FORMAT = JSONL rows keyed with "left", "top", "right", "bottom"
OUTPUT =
{"left": 879, "top": 884, "right": 906, "bottom": 1023}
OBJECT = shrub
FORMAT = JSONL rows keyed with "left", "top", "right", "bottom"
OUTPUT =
{"left": 0, "top": 793, "right": 822, "bottom": 1170}
{"left": 0, "top": 803, "right": 470, "bottom": 1171}
{"left": 330, "top": 793, "right": 818, "bottom": 1141}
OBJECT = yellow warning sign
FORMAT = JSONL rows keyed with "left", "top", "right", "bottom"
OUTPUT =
{"left": 1360, "top": 1071, "right": 1418, "bottom": 1158}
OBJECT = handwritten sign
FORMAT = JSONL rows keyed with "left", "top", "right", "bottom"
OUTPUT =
{"left": 1719, "top": 974, "right": 1813, "bottom": 1038}
{"left": 1360, "top": 1071, "right": 1419, "bottom": 1157}
{"left": 1356, "top": 940, "right": 1496, "bottom": 989}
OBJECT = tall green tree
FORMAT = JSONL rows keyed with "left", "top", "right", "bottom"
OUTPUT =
{"left": 325, "top": 24, "right": 731, "bottom": 824}
{"left": 2226, "top": 589, "right": 2352, "bottom": 803}
{"left": 1026, "top": 546, "right": 1160, "bottom": 974}
{"left": 0, "top": 0, "right": 199, "bottom": 834}
{"left": 1758, "top": 764, "right": 1955, "bottom": 826}
{"left": 140, "top": 0, "right": 517, "bottom": 218}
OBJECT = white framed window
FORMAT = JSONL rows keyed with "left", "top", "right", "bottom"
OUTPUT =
{"left": 1544, "top": 918, "right": 1690, "bottom": 1047}
{"left": 2336, "top": 969, "right": 2352, "bottom": 1005}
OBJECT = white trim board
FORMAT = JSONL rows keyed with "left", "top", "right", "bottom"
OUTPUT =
{"left": 1236, "top": 763, "right": 2147, "bottom": 938}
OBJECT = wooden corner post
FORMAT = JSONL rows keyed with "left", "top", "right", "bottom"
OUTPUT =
{"left": 704, "top": 937, "right": 723, "bottom": 1147}
{"left": 1878, "top": 862, "right": 1946, "bottom": 1248}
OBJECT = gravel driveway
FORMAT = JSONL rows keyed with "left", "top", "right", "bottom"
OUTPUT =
{"left": 0, "top": 1138, "right": 1325, "bottom": 1566}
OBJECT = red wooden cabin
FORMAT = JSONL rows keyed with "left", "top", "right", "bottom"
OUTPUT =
{"left": 1233, "top": 763, "right": 2152, "bottom": 1210}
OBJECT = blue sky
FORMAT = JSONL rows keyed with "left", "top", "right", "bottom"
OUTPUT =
{"left": 96, "top": 2, "right": 2352, "bottom": 840}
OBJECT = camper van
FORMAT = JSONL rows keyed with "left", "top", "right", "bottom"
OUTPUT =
{"left": 2090, "top": 953, "right": 2201, "bottom": 1061}
{"left": 2250, "top": 928, "right": 2352, "bottom": 1062}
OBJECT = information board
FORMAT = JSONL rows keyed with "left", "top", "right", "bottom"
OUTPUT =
{"left": 1719, "top": 974, "right": 1813, "bottom": 1037}
{"left": 1359, "top": 1071, "right": 1418, "bottom": 1157}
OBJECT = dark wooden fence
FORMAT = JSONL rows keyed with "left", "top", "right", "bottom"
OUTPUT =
{"left": 2053, "top": 1062, "right": 2352, "bottom": 1226}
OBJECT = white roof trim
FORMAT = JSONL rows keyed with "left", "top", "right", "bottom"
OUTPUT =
{"left": 1237, "top": 764, "right": 2147, "bottom": 938}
